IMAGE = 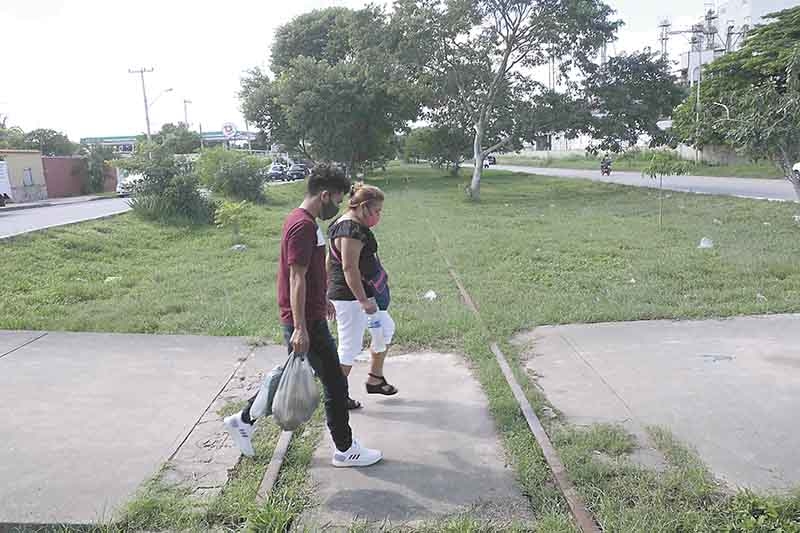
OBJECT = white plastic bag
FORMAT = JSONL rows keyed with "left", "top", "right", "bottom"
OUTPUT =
{"left": 272, "top": 352, "right": 320, "bottom": 431}
{"left": 698, "top": 237, "right": 714, "bottom": 249}
{"left": 248, "top": 363, "right": 284, "bottom": 420}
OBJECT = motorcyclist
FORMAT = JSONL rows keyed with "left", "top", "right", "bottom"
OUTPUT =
{"left": 600, "top": 154, "right": 612, "bottom": 174}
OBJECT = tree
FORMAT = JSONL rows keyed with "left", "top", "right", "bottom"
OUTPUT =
{"left": 240, "top": 68, "right": 309, "bottom": 158}
{"left": 19, "top": 128, "right": 77, "bottom": 155}
{"left": 0, "top": 122, "right": 25, "bottom": 149}
{"left": 83, "top": 144, "right": 117, "bottom": 193}
{"left": 241, "top": 6, "right": 421, "bottom": 174}
{"left": 274, "top": 56, "right": 417, "bottom": 173}
{"left": 150, "top": 123, "right": 201, "bottom": 154}
{"left": 673, "top": 6, "right": 800, "bottom": 148}
{"left": 393, "top": 0, "right": 621, "bottom": 199}
{"left": 724, "top": 52, "right": 800, "bottom": 200}
{"left": 670, "top": 6, "right": 800, "bottom": 199}
{"left": 583, "top": 50, "right": 686, "bottom": 153}
{"left": 642, "top": 152, "right": 690, "bottom": 228}
{"left": 270, "top": 7, "right": 356, "bottom": 74}
{"left": 405, "top": 126, "right": 472, "bottom": 174}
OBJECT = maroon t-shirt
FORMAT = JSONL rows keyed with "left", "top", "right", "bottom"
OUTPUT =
{"left": 278, "top": 208, "right": 328, "bottom": 325}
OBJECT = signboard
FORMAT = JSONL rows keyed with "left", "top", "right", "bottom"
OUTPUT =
{"left": 222, "top": 122, "right": 238, "bottom": 139}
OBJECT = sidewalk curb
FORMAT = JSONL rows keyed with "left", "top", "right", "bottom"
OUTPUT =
{"left": 0, "top": 195, "right": 119, "bottom": 212}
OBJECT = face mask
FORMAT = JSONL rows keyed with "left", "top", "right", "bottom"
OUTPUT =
{"left": 363, "top": 206, "right": 381, "bottom": 228}
{"left": 321, "top": 197, "right": 340, "bottom": 220}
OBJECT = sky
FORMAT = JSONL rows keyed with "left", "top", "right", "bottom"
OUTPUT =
{"left": 1, "top": 0, "right": 714, "bottom": 142}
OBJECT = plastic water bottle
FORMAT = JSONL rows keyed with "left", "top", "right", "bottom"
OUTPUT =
{"left": 366, "top": 312, "right": 387, "bottom": 353}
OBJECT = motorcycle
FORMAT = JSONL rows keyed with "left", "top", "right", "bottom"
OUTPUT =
{"left": 600, "top": 160, "right": 612, "bottom": 176}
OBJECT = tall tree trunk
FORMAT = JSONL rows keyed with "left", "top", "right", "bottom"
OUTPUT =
{"left": 469, "top": 122, "right": 485, "bottom": 200}
{"left": 779, "top": 151, "right": 800, "bottom": 202}
{"left": 789, "top": 173, "right": 800, "bottom": 202}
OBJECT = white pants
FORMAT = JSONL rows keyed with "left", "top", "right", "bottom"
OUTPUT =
{"left": 332, "top": 300, "right": 395, "bottom": 366}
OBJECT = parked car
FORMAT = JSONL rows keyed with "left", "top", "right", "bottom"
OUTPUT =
{"left": 793, "top": 162, "right": 800, "bottom": 179}
{"left": 267, "top": 164, "right": 286, "bottom": 181}
{"left": 116, "top": 173, "right": 144, "bottom": 196}
{"left": 286, "top": 164, "right": 307, "bottom": 181}
{"left": 483, "top": 155, "right": 497, "bottom": 168}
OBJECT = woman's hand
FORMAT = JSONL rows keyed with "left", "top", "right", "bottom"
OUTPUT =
{"left": 360, "top": 299, "right": 378, "bottom": 315}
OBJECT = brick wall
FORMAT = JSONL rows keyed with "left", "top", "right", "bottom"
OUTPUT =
{"left": 43, "top": 156, "right": 88, "bottom": 198}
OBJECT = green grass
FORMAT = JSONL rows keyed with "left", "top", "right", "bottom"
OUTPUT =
{"left": 5, "top": 164, "right": 800, "bottom": 531}
{"left": 0, "top": 183, "right": 296, "bottom": 339}
{"left": 496, "top": 154, "right": 785, "bottom": 179}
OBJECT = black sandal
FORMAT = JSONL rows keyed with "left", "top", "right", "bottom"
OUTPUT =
{"left": 347, "top": 397, "right": 363, "bottom": 410}
{"left": 365, "top": 373, "right": 398, "bottom": 396}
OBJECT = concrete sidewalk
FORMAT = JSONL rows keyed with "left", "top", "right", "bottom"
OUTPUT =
{"left": 0, "top": 194, "right": 116, "bottom": 212}
{"left": 516, "top": 314, "right": 800, "bottom": 492}
{"left": 297, "top": 352, "right": 532, "bottom": 530}
{"left": 0, "top": 330, "right": 284, "bottom": 526}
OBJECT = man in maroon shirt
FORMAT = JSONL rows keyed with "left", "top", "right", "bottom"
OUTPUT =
{"left": 225, "top": 163, "right": 382, "bottom": 468}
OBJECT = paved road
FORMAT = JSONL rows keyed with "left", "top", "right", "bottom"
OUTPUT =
{"left": 495, "top": 165, "right": 798, "bottom": 202}
{"left": 0, "top": 198, "right": 130, "bottom": 239}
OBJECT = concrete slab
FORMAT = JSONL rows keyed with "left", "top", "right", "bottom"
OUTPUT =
{"left": 0, "top": 331, "right": 47, "bottom": 358}
{"left": 161, "top": 345, "right": 287, "bottom": 505}
{"left": 517, "top": 314, "right": 800, "bottom": 492}
{"left": 0, "top": 331, "right": 254, "bottom": 525}
{"left": 298, "top": 352, "right": 531, "bottom": 530}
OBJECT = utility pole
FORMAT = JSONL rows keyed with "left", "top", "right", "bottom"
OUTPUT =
{"left": 658, "top": 19, "right": 671, "bottom": 59}
{"left": 129, "top": 67, "right": 154, "bottom": 141}
{"left": 183, "top": 99, "right": 192, "bottom": 127}
{"left": 244, "top": 118, "right": 252, "bottom": 152}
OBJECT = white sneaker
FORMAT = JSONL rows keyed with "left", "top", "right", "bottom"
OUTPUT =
{"left": 332, "top": 438, "right": 382, "bottom": 467}
{"left": 224, "top": 412, "right": 255, "bottom": 457}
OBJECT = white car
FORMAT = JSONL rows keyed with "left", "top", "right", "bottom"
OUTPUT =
{"left": 116, "top": 172, "right": 144, "bottom": 196}
{"left": 793, "top": 162, "right": 800, "bottom": 178}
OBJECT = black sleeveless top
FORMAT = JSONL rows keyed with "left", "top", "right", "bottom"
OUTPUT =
{"left": 327, "top": 219, "right": 380, "bottom": 301}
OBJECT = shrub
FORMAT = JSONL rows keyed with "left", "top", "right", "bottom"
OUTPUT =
{"left": 119, "top": 142, "right": 216, "bottom": 225}
{"left": 214, "top": 200, "right": 254, "bottom": 244}
{"left": 129, "top": 174, "right": 216, "bottom": 225}
{"left": 196, "top": 147, "right": 271, "bottom": 202}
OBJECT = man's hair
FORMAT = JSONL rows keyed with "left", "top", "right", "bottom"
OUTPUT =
{"left": 307, "top": 163, "right": 351, "bottom": 196}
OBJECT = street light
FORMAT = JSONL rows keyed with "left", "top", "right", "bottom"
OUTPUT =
{"left": 148, "top": 87, "right": 173, "bottom": 109}
{"left": 711, "top": 102, "right": 731, "bottom": 119}
{"left": 143, "top": 88, "right": 173, "bottom": 140}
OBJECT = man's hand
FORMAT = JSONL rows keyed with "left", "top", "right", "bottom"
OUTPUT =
{"left": 327, "top": 300, "right": 337, "bottom": 321}
{"left": 290, "top": 327, "right": 310, "bottom": 355}
{"left": 361, "top": 299, "right": 378, "bottom": 315}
